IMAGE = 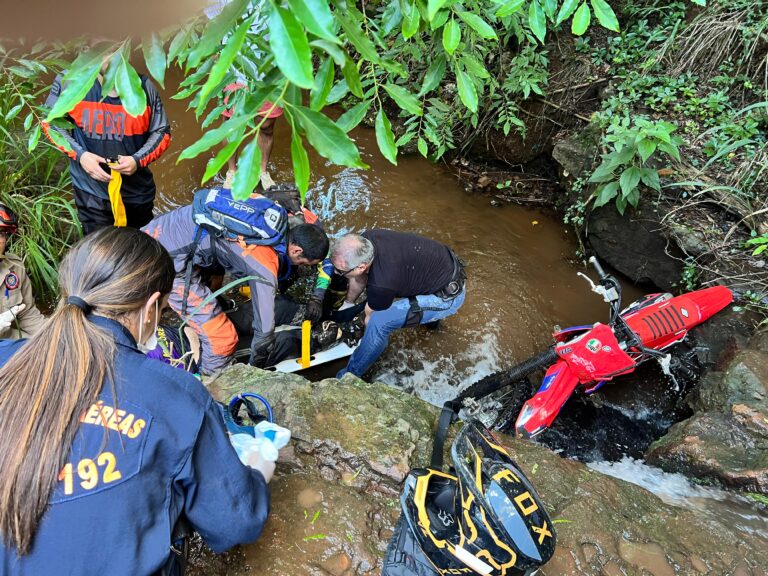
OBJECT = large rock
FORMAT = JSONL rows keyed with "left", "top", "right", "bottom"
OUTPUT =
{"left": 190, "top": 364, "right": 768, "bottom": 576}
{"left": 587, "top": 202, "right": 685, "bottom": 291}
{"left": 647, "top": 332, "right": 768, "bottom": 493}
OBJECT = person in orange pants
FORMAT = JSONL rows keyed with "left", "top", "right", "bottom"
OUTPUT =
{"left": 143, "top": 203, "right": 328, "bottom": 375}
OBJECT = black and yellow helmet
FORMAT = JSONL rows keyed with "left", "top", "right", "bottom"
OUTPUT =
{"left": 385, "top": 419, "right": 555, "bottom": 576}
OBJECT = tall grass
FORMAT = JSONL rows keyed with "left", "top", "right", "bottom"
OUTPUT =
{"left": 0, "top": 44, "right": 80, "bottom": 302}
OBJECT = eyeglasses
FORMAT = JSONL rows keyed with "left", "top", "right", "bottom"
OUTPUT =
{"left": 333, "top": 264, "right": 356, "bottom": 277}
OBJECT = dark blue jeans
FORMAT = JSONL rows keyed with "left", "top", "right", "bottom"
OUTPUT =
{"left": 337, "top": 286, "right": 466, "bottom": 378}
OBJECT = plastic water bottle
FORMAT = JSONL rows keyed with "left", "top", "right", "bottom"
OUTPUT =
{"left": 229, "top": 422, "right": 291, "bottom": 464}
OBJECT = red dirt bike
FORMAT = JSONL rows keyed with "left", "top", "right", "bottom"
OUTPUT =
{"left": 452, "top": 257, "right": 733, "bottom": 439}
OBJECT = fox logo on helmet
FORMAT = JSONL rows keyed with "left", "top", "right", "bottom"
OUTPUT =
{"left": 383, "top": 420, "right": 556, "bottom": 576}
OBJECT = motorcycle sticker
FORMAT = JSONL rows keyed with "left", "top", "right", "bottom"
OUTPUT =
{"left": 602, "top": 345, "right": 612, "bottom": 352}
{"left": 586, "top": 338, "right": 601, "bottom": 353}
{"left": 680, "top": 307, "right": 689, "bottom": 318}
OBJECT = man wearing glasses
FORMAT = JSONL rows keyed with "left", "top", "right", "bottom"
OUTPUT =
{"left": 331, "top": 229, "right": 466, "bottom": 379}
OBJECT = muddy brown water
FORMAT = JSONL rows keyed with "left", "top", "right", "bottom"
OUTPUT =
{"left": 153, "top": 85, "right": 646, "bottom": 410}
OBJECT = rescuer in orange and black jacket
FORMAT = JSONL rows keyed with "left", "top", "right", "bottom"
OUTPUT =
{"left": 43, "top": 67, "right": 171, "bottom": 235}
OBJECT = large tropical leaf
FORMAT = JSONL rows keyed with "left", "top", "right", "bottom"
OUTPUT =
{"left": 375, "top": 108, "right": 397, "bottom": 165}
{"left": 269, "top": 4, "right": 314, "bottom": 89}
{"left": 290, "top": 105, "right": 368, "bottom": 168}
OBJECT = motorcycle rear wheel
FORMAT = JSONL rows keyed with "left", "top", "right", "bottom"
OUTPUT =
{"left": 456, "top": 347, "right": 557, "bottom": 402}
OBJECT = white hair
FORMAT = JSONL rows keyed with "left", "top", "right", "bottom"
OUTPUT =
{"left": 332, "top": 234, "right": 374, "bottom": 268}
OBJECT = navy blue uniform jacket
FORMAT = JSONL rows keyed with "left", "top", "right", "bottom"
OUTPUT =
{"left": 0, "top": 316, "right": 269, "bottom": 575}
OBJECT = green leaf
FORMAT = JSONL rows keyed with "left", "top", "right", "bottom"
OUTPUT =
{"left": 187, "top": 0, "right": 248, "bottom": 68}
{"left": 543, "top": 0, "right": 557, "bottom": 21}
{"left": 496, "top": 0, "right": 525, "bottom": 18}
{"left": 430, "top": 9, "right": 451, "bottom": 30}
{"left": 417, "top": 136, "right": 428, "bottom": 157}
{"left": 342, "top": 58, "right": 364, "bottom": 98}
{"left": 442, "top": 18, "right": 461, "bottom": 55}
{"left": 590, "top": 0, "right": 619, "bottom": 32}
{"left": 326, "top": 79, "right": 349, "bottom": 105}
{"left": 100, "top": 49, "right": 123, "bottom": 96}
{"left": 402, "top": 1, "right": 421, "bottom": 39}
{"left": 571, "top": 2, "right": 591, "bottom": 35}
{"left": 460, "top": 54, "right": 490, "bottom": 79}
{"left": 588, "top": 161, "right": 615, "bottom": 183}
{"left": 619, "top": 166, "right": 642, "bottom": 198}
{"left": 396, "top": 131, "right": 415, "bottom": 147}
{"left": 167, "top": 24, "right": 193, "bottom": 64}
{"left": 419, "top": 55, "right": 446, "bottom": 95}
{"left": 46, "top": 124, "right": 74, "bottom": 153}
{"left": 232, "top": 137, "right": 262, "bottom": 200}
{"left": 427, "top": 0, "right": 452, "bottom": 21}
{"left": 626, "top": 187, "right": 640, "bottom": 208}
{"left": 336, "top": 11, "right": 381, "bottom": 64}
{"left": 27, "top": 124, "right": 41, "bottom": 151}
{"left": 290, "top": 128, "right": 310, "bottom": 200}
{"left": 116, "top": 58, "right": 147, "bottom": 117}
{"left": 615, "top": 195, "right": 628, "bottom": 215}
{"left": 555, "top": 0, "right": 580, "bottom": 25}
{"left": 197, "top": 16, "right": 253, "bottom": 115}
{"left": 639, "top": 168, "right": 660, "bottom": 191}
{"left": 269, "top": 5, "right": 315, "bottom": 89}
{"left": 375, "top": 108, "right": 397, "bottom": 165}
{"left": 290, "top": 104, "right": 367, "bottom": 168}
{"left": 202, "top": 138, "right": 241, "bottom": 184}
{"left": 658, "top": 141, "right": 680, "bottom": 162}
{"left": 310, "top": 40, "right": 347, "bottom": 66}
{"left": 336, "top": 99, "right": 372, "bottom": 132}
{"left": 5, "top": 103, "right": 23, "bottom": 122}
{"left": 384, "top": 83, "right": 423, "bottom": 116}
{"left": 529, "top": 0, "right": 547, "bottom": 43}
{"left": 201, "top": 105, "right": 226, "bottom": 130}
{"left": 142, "top": 33, "right": 166, "bottom": 89}
{"left": 637, "top": 139, "right": 657, "bottom": 163}
{"left": 45, "top": 53, "right": 102, "bottom": 122}
{"left": 457, "top": 11, "right": 498, "bottom": 39}
{"left": 178, "top": 115, "right": 252, "bottom": 161}
{"left": 311, "top": 58, "right": 335, "bottom": 111}
{"left": 287, "top": 0, "right": 339, "bottom": 43}
{"left": 23, "top": 112, "right": 33, "bottom": 131}
{"left": 594, "top": 181, "right": 619, "bottom": 207}
{"left": 455, "top": 68, "right": 478, "bottom": 113}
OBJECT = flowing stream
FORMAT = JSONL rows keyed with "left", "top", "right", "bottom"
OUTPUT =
{"left": 155, "top": 74, "right": 767, "bottom": 535}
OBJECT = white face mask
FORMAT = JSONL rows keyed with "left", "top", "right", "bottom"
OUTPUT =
{"left": 138, "top": 300, "right": 159, "bottom": 354}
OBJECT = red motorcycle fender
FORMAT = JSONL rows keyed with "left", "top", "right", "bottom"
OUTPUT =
{"left": 515, "top": 361, "right": 580, "bottom": 439}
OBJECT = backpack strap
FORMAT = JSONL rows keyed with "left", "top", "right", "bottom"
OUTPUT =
{"left": 181, "top": 226, "right": 205, "bottom": 318}
{"left": 430, "top": 401, "right": 458, "bottom": 470}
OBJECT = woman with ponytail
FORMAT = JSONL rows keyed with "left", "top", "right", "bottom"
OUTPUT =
{"left": 0, "top": 227, "right": 270, "bottom": 575}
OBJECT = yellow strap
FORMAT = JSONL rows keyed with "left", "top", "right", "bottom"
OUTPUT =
{"left": 108, "top": 170, "right": 127, "bottom": 227}
{"left": 300, "top": 320, "right": 311, "bottom": 369}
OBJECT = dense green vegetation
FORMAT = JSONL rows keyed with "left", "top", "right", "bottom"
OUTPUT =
{"left": 0, "top": 46, "right": 80, "bottom": 301}
{"left": 0, "top": 0, "right": 765, "bottom": 306}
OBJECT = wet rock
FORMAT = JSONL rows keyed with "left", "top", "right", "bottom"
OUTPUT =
{"left": 320, "top": 552, "right": 352, "bottom": 576}
{"left": 647, "top": 333, "right": 768, "bottom": 493}
{"left": 189, "top": 364, "right": 768, "bottom": 575}
{"left": 586, "top": 202, "right": 685, "bottom": 291}
{"left": 617, "top": 539, "right": 674, "bottom": 576}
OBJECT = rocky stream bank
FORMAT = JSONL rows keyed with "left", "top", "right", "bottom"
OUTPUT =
{"left": 188, "top": 364, "right": 768, "bottom": 576}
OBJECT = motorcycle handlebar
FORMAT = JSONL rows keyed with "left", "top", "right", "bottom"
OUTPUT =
{"left": 589, "top": 256, "right": 608, "bottom": 280}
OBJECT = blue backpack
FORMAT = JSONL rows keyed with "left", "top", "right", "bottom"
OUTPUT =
{"left": 192, "top": 187, "right": 288, "bottom": 246}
